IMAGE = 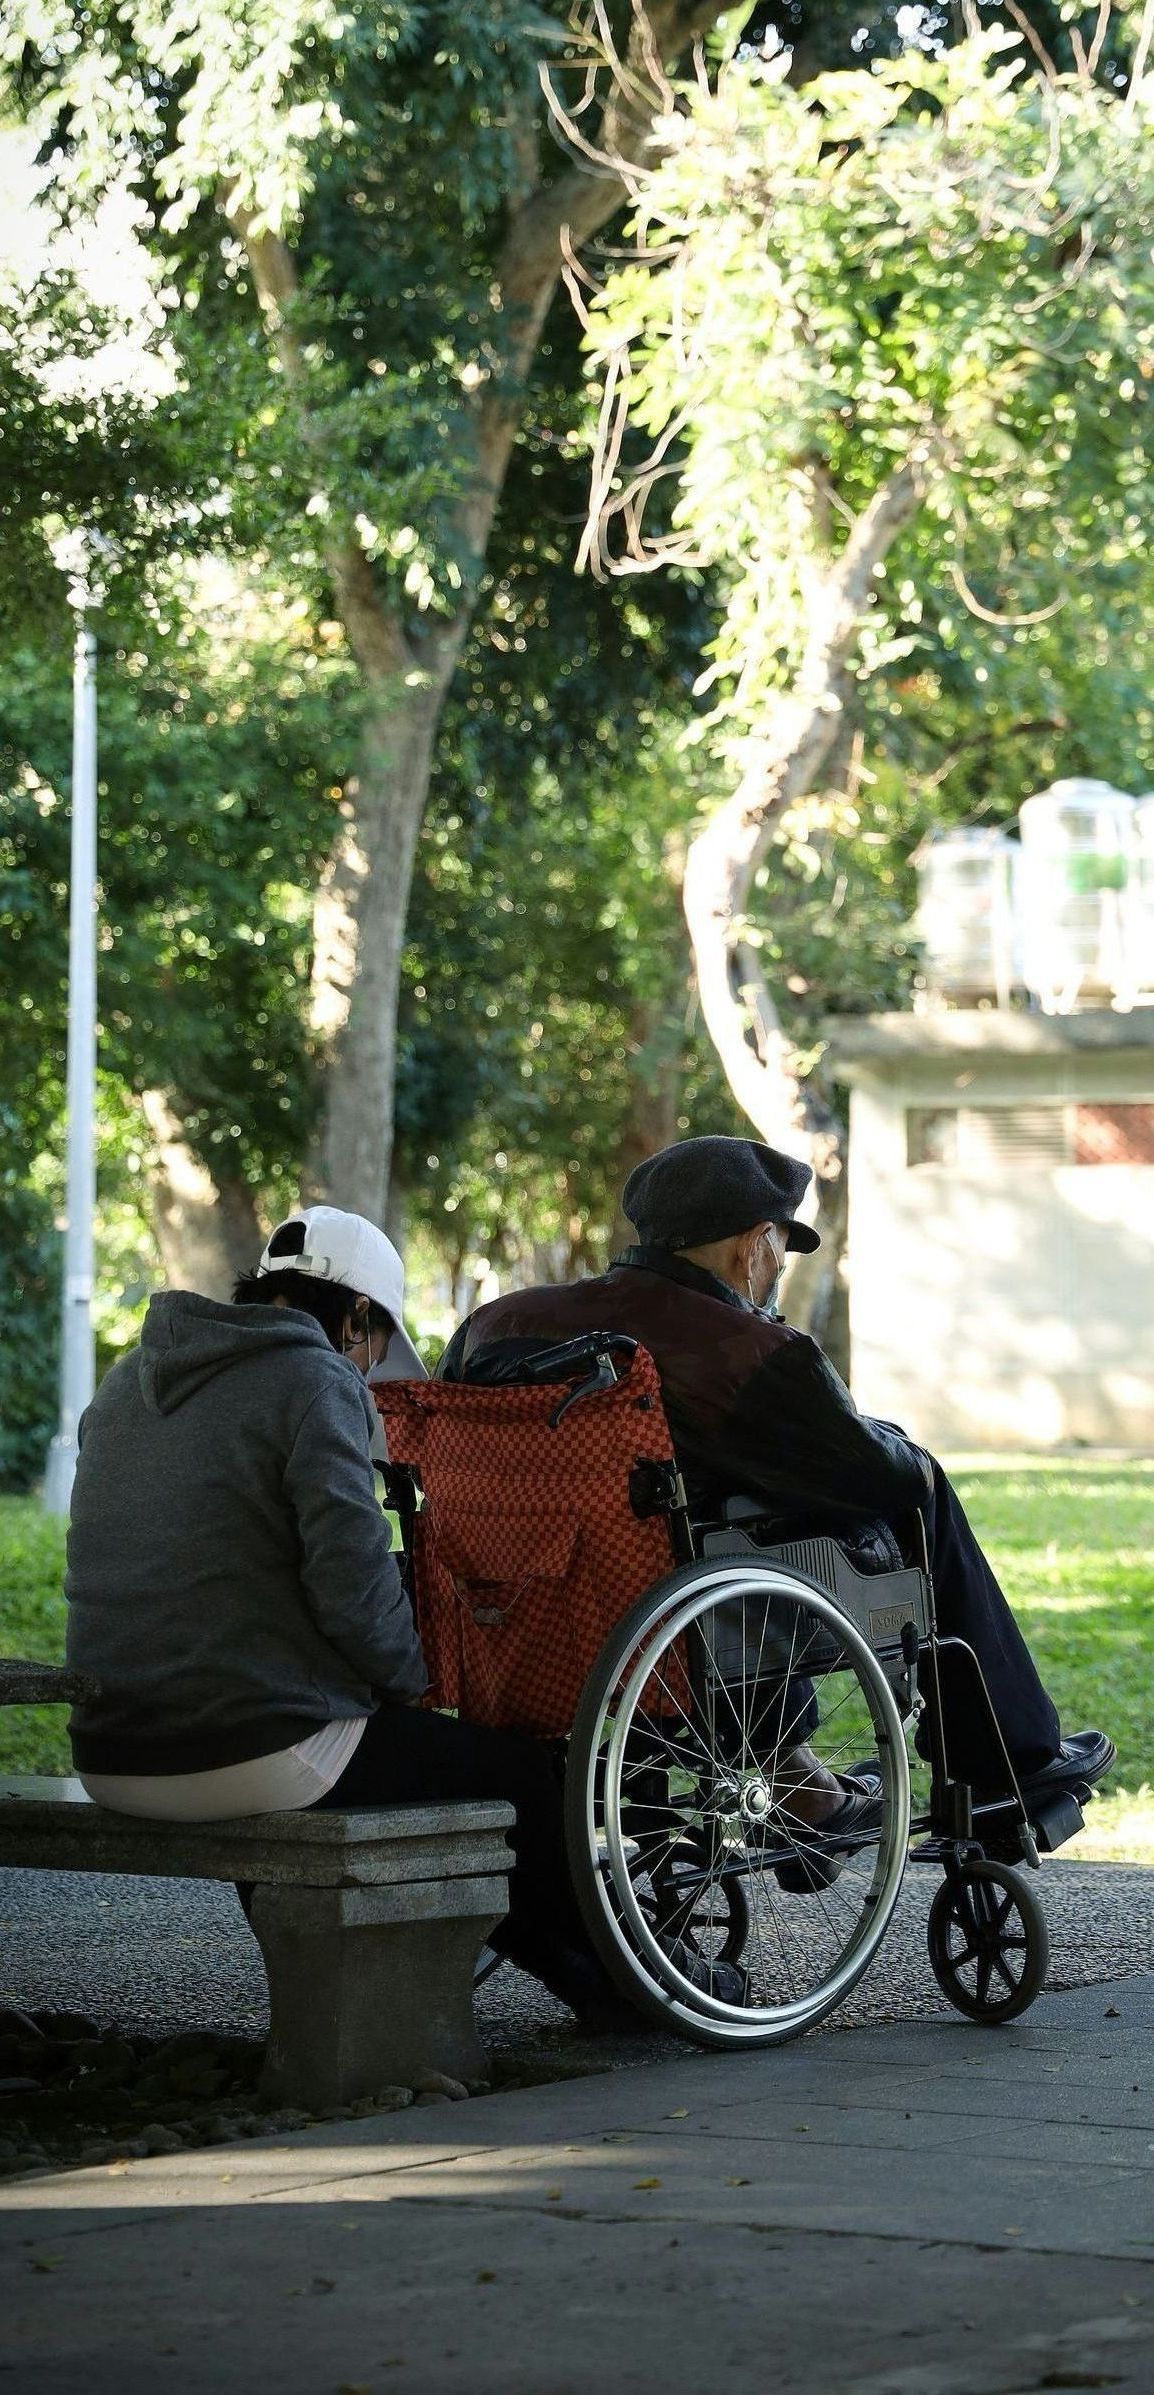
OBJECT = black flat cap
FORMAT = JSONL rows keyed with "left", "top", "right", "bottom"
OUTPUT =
{"left": 622, "top": 1135, "right": 820, "bottom": 1254}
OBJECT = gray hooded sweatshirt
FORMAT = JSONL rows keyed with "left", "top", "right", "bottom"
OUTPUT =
{"left": 66, "top": 1292, "right": 427, "bottom": 1775}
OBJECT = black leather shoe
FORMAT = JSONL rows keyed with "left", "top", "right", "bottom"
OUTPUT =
{"left": 775, "top": 1769, "right": 884, "bottom": 1894}
{"left": 1019, "top": 1730, "right": 1116, "bottom": 1801}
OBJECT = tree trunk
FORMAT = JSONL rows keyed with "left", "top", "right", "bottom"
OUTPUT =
{"left": 141, "top": 1090, "right": 264, "bottom": 1298}
{"left": 609, "top": 1000, "right": 684, "bottom": 1257}
{"left": 681, "top": 459, "right": 927, "bottom": 1331}
{"left": 231, "top": 3, "right": 733, "bottom": 1229}
{"left": 307, "top": 664, "right": 454, "bottom": 1221}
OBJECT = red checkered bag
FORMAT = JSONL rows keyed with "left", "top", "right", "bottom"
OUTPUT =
{"left": 374, "top": 1345, "right": 680, "bottom": 1736}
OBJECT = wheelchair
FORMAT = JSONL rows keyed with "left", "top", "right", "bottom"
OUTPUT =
{"left": 375, "top": 1333, "right": 1066, "bottom": 2048}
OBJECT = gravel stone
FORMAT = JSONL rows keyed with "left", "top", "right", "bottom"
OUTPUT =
{"left": 412, "top": 2070, "right": 470, "bottom": 2101}
{"left": 140, "top": 2123, "right": 184, "bottom": 2155}
{"left": 32, "top": 2009, "right": 101, "bottom": 2041}
{"left": 0, "top": 2008, "right": 44, "bottom": 2041}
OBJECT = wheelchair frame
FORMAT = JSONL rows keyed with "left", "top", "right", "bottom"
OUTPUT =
{"left": 381, "top": 1331, "right": 1065, "bottom": 2044}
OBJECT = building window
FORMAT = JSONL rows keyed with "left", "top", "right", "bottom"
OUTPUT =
{"left": 906, "top": 1102, "right": 1154, "bottom": 1168}
{"left": 906, "top": 1109, "right": 958, "bottom": 1167}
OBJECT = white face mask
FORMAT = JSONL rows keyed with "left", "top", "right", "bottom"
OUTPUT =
{"left": 747, "top": 1229, "right": 785, "bottom": 1317}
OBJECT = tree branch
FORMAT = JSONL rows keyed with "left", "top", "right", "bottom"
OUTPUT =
{"left": 500, "top": 2, "right": 730, "bottom": 306}
{"left": 682, "top": 456, "right": 928, "bottom": 1156}
{"left": 456, "top": 3, "right": 732, "bottom": 569}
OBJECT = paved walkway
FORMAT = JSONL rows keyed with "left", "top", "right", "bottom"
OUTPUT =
{"left": 3, "top": 1972, "right": 1153, "bottom": 2394}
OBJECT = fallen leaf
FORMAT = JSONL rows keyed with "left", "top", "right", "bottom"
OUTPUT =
{"left": 1004, "top": 2227, "right": 1022, "bottom": 2237}
{"left": 665, "top": 2108, "right": 689, "bottom": 2119}
{"left": 633, "top": 2176, "right": 662, "bottom": 2190}
{"left": 476, "top": 2271, "right": 496, "bottom": 2284}
{"left": 27, "top": 2257, "right": 62, "bottom": 2274}
{"left": 725, "top": 2177, "right": 751, "bottom": 2188}
{"left": 545, "top": 2189, "right": 563, "bottom": 2201}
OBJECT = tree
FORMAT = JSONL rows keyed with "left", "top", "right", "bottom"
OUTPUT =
{"left": 3, "top": 1, "right": 739, "bottom": 1229}
{"left": 0, "top": 587, "right": 354, "bottom": 1293}
{"left": 579, "top": 25, "right": 1154, "bottom": 1297}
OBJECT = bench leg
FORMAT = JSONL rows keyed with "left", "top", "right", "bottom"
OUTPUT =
{"left": 249, "top": 1877, "right": 505, "bottom": 2109}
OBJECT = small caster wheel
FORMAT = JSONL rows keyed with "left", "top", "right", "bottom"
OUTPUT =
{"left": 928, "top": 1858, "right": 1049, "bottom": 2023}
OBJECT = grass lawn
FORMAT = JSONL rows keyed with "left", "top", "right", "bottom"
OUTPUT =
{"left": 2, "top": 1460, "right": 1151, "bottom": 1857}
{"left": 947, "top": 1455, "right": 1154, "bottom": 1864}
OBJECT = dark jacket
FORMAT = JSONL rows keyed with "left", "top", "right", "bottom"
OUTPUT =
{"left": 66, "top": 1292, "right": 427, "bottom": 1775}
{"left": 438, "top": 1248, "right": 932, "bottom": 1553}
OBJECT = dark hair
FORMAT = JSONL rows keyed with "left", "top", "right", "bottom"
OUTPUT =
{"left": 233, "top": 1224, "right": 393, "bottom": 1352}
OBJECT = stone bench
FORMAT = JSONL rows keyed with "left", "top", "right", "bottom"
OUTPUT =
{"left": 0, "top": 1774, "right": 513, "bottom": 2109}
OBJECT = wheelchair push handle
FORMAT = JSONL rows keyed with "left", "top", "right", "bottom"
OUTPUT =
{"left": 520, "top": 1332, "right": 638, "bottom": 1387}
{"left": 517, "top": 1331, "right": 640, "bottom": 1426}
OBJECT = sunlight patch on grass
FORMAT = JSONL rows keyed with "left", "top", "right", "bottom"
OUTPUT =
{"left": 1008, "top": 1591, "right": 1112, "bottom": 1614}
{"left": 1064, "top": 1787, "right": 1154, "bottom": 1867}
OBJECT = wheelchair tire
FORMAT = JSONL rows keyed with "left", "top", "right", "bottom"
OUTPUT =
{"left": 927, "top": 1859, "right": 1049, "bottom": 2024}
{"left": 564, "top": 1557, "right": 911, "bottom": 2048}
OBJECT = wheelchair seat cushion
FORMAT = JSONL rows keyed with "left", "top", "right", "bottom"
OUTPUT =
{"left": 374, "top": 1346, "right": 680, "bottom": 1736}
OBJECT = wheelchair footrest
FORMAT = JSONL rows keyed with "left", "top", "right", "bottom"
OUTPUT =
{"left": 1031, "top": 1788, "right": 1086, "bottom": 1853}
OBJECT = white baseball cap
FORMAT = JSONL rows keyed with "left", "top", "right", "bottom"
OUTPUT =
{"left": 256, "top": 1204, "right": 427, "bottom": 1382}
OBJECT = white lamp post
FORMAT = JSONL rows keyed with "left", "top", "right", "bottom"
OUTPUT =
{"left": 42, "top": 531, "right": 109, "bottom": 1516}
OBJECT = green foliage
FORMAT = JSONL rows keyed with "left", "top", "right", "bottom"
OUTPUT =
{"left": 0, "top": 1162, "right": 60, "bottom": 1492}
{"left": 0, "top": 586, "right": 355, "bottom": 1190}
{"left": 0, "top": 1498, "right": 69, "bottom": 1769}
{"left": 3, "top": 3, "right": 593, "bottom": 621}
{"left": 590, "top": 33, "right": 1154, "bottom": 740}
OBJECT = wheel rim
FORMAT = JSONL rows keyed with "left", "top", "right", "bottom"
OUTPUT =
{"left": 578, "top": 1564, "right": 911, "bottom": 2042}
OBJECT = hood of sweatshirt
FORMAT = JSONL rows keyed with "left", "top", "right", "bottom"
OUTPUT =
{"left": 137, "top": 1291, "right": 341, "bottom": 1416}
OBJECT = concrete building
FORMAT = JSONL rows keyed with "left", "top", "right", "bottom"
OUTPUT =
{"left": 826, "top": 1007, "right": 1154, "bottom": 1452}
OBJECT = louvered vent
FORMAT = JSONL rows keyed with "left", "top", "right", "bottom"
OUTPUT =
{"left": 957, "top": 1108, "right": 1069, "bottom": 1168}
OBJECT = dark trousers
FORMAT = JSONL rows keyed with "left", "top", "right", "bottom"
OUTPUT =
{"left": 738, "top": 1456, "right": 1062, "bottom": 1786}
{"left": 317, "top": 1705, "right": 589, "bottom": 1974}
{"left": 918, "top": 1455, "right": 1061, "bottom": 1782}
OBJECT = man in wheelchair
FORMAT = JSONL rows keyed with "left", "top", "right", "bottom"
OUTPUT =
{"left": 438, "top": 1134, "right": 1115, "bottom": 1848}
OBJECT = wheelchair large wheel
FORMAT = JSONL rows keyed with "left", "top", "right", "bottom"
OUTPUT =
{"left": 565, "top": 1559, "right": 911, "bottom": 2048}
{"left": 927, "top": 1859, "right": 1049, "bottom": 2024}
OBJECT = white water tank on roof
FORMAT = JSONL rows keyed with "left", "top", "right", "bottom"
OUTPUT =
{"left": 1016, "top": 779, "right": 1136, "bottom": 1012}
{"left": 912, "top": 828, "right": 1016, "bottom": 1005}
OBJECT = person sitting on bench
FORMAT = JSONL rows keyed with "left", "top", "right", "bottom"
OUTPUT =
{"left": 438, "top": 1135, "right": 1115, "bottom": 1836}
{"left": 64, "top": 1205, "right": 636, "bottom": 2016}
